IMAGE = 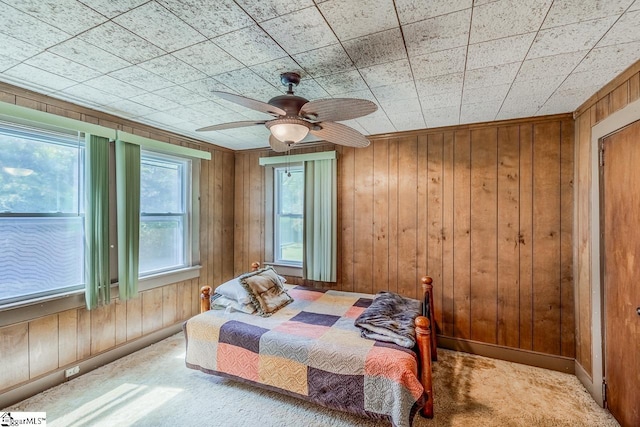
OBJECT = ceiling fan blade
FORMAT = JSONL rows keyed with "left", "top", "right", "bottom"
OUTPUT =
{"left": 212, "top": 91, "right": 286, "bottom": 116}
{"left": 269, "top": 135, "right": 293, "bottom": 153}
{"left": 300, "top": 98, "right": 377, "bottom": 122}
{"left": 196, "top": 120, "right": 267, "bottom": 132}
{"left": 310, "top": 121, "right": 370, "bottom": 148}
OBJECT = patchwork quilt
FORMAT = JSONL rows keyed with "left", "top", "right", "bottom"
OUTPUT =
{"left": 184, "top": 285, "right": 426, "bottom": 427}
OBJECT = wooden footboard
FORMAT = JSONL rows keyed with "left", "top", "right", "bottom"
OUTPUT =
{"left": 416, "top": 276, "right": 435, "bottom": 418}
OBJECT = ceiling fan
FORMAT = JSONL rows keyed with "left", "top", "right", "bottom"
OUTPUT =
{"left": 196, "top": 72, "right": 378, "bottom": 152}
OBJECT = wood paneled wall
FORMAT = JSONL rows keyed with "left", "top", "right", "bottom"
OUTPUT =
{"left": 573, "top": 61, "right": 640, "bottom": 378}
{"left": 234, "top": 115, "right": 575, "bottom": 358}
{"left": 0, "top": 83, "right": 234, "bottom": 395}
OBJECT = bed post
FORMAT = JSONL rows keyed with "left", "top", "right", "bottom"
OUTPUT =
{"left": 251, "top": 262, "right": 260, "bottom": 271}
{"left": 422, "top": 276, "right": 437, "bottom": 361}
{"left": 200, "top": 286, "right": 212, "bottom": 313}
{"left": 415, "top": 315, "right": 433, "bottom": 418}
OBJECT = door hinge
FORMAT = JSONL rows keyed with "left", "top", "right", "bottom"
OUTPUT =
{"left": 602, "top": 379, "right": 608, "bottom": 406}
{"left": 599, "top": 145, "right": 605, "bottom": 167}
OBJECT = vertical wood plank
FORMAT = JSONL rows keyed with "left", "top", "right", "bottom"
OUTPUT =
{"left": 222, "top": 151, "right": 235, "bottom": 281}
{"left": 595, "top": 96, "right": 610, "bottom": 123}
{"left": 162, "top": 283, "right": 178, "bottom": 327}
{"left": 427, "top": 133, "right": 443, "bottom": 331}
{"left": 213, "top": 150, "right": 224, "bottom": 285}
{"left": 142, "top": 287, "right": 164, "bottom": 335}
{"left": 90, "top": 303, "right": 116, "bottom": 354}
{"left": 416, "top": 134, "right": 428, "bottom": 287}
{"left": 200, "top": 148, "right": 210, "bottom": 286}
{"left": 0, "top": 323, "right": 29, "bottom": 388}
{"left": 248, "top": 152, "right": 263, "bottom": 268}
{"left": 453, "top": 130, "right": 471, "bottom": 340}
{"left": 629, "top": 72, "right": 639, "bottom": 103}
{"left": 387, "top": 139, "right": 399, "bottom": 294}
{"left": 115, "top": 298, "right": 127, "bottom": 346}
{"left": 532, "top": 121, "right": 562, "bottom": 355}
{"left": 470, "top": 127, "right": 498, "bottom": 344}
{"left": 609, "top": 81, "right": 628, "bottom": 113}
{"left": 397, "top": 136, "right": 418, "bottom": 298}
{"left": 560, "top": 119, "right": 576, "bottom": 358}
{"left": 126, "top": 295, "right": 143, "bottom": 340}
{"left": 372, "top": 140, "right": 389, "bottom": 292}
{"left": 497, "top": 126, "right": 520, "bottom": 348}
{"left": 234, "top": 153, "right": 246, "bottom": 276}
{"left": 77, "top": 308, "right": 91, "bottom": 359}
{"left": 177, "top": 282, "right": 193, "bottom": 320}
{"left": 441, "top": 132, "right": 455, "bottom": 336}
{"left": 340, "top": 147, "right": 355, "bottom": 292}
{"left": 353, "top": 145, "right": 374, "bottom": 294}
{"left": 58, "top": 309, "right": 78, "bottom": 366}
{"left": 519, "top": 124, "right": 534, "bottom": 350}
{"left": 29, "top": 315, "right": 59, "bottom": 378}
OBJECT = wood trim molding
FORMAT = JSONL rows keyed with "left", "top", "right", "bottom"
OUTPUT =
{"left": 575, "top": 360, "right": 601, "bottom": 407}
{"left": 437, "top": 336, "right": 575, "bottom": 374}
{"left": 0, "top": 323, "right": 183, "bottom": 409}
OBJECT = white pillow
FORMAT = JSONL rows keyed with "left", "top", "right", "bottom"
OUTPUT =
{"left": 215, "top": 273, "right": 286, "bottom": 304}
{"left": 211, "top": 293, "right": 256, "bottom": 314}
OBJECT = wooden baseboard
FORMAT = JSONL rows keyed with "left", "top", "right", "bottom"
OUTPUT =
{"left": 0, "top": 323, "right": 183, "bottom": 409}
{"left": 437, "top": 336, "right": 575, "bottom": 374}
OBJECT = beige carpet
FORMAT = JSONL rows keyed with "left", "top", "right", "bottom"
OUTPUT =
{"left": 5, "top": 332, "right": 619, "bottom": 427}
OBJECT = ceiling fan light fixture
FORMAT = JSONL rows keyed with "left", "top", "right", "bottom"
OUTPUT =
{"left": 266, "top": 118, "right": 310, "bottom": 144}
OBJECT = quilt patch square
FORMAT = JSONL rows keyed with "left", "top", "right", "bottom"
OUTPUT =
{"left": 219, "top": 320, "right": 269, "bottom": 353}
{"left": 344, "top": 305, "right": 366, "bottom": 319}
{"left": 259, "top": 354, "right": 308, "bottom": 396}
{"left": 217, "top": 343, "right": 259, "bottom": 381}
{"left": 259, "top": 330, "right": 313, "bottom": 364}
{"left": 353, "top": 297, "right": 373, "bottom": 308}
{"left": 290, "top": 311, "right": 340, "bottom": 327}
{"left": 288, "top": 287, "right": 326, "bottom": 302}
{"left": 273, "top": 320, "right": 330, "bottom": 339}
{"left": 308, "top": 366, "right": 364, "bottom": 412}
{"left": 364, "top": 346, "right": 418, "bottom": 384}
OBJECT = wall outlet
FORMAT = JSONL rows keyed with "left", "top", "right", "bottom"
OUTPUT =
{"left": 65, "top": 366, "right": 80, "bottom": 378}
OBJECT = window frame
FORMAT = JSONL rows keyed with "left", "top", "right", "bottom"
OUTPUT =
{"left": 264, "top": 162, "right": 304, "bottom": 277}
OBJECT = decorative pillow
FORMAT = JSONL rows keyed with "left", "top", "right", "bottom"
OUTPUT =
{"left": 239, "top": 267, "right": 293, "bottom": 316}
{"left": 215, "top": 274, "right": 287, "bottom": 304}
{"left": 210, "top": 293, "right": 256, "bottom": 314}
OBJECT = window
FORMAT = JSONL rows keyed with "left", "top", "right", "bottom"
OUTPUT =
{"left": 273, "top": 165, "right": 304, "bottom": 266}
{"left": 139, "top": 151, "right": 191, "bottom": 276}
{"left": 0, "top": 122, "right": 84, "bottom": 305}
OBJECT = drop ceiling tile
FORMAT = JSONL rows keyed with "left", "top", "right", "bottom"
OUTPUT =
{"left": 114, "top": 2, "right": 206, "bottom": 52}
{"left": 261, "top": 7, "right": 338, "bottom": 54}
{"left": 371, "top": 82, "right": 420, "bottom": 102}
{"left": 415, "top": 72, "right": 464, "bottom": 97}
{"left": 104, "top": 99, "right": 156, "bottom": 117}
{"left": 3, "top": 64, "right": 76, "bottom": 92}
{"left": 516, "top": 51, "right": 587, "bottom": 81}
{"left": 388, "top": 111, "right": 426, "bottom": 131}
{"left": 212, "top": 68, "right": 277, "bottom": 95}
{"left": 182, "top": 79, "right": 237, "bottom": 102}
{"left": 250, "top": 57, "right": 306, "bottom": 87}
{"left": 292, "top": 79, "right": 330, "bottom": 100}
{"left": 317, "top": 0, "right": 397, "bottom": 40}
{"left": 78, "top": 21, "right": 166, "bottom": 64}
{"left": 395, "top": 0, "right": 472, "bottom": 25}
{"left": 330, "top": 88, "right": 378, "bottom": 104}
{"left": 24, "top": 52, "right": 102, "bottom": 83}
{"left": 77, "top": 0, "right": 148, "bottom": 18}
{"left": 462, "top": 83, "right": 510, "bottom": 104}
{"left": 0, "top": 32, "right": 43, "bottom": 61}
{"left": 463, "top": 62, "right": 519, "bottom": 89}
{"left": 153, "top": 85, "right": 208, "bottom": 106}
{"left": 3, "top": 0, "right": 107, "bottom": 35}
{"left": 466, "top": 32, "right": 535, "bottom": 70}
{"left": 575, "top": 41, "right": 640, "bottom": 74}
{"left": 129, "top": 92, "right": 180, "bottom": 111}
{"left": 496, "top": 101, "right": 540, "bottom": 120}
{"left": 424, "top": 106, "right": 460, "bottom": 128}
{"left": 419, "top": 91, "right": 462, "bottom": 108}
{"left": 342, "top": 28, "right": 406, "bottom": 68}
{"left": 56, "top": 83, "right": 122, "bottom": 106}
{"left": 335, "top": 119, "right": 368, "bottom": 134}
{"left": 161, "top": 106, "right": 212, "bottom": 123}
{"left": 380, "top": 96, "right": 422, "bottom": 113}
{"left": 356, "top": 115, "right": 395, "bottom": 135}
{"left": 314, "top": 70, "right": 368, "bottom": 95}
{"left": 235, "top": 0, "right": 314, "bottom": 22}
{"left": 598, "top": 10, "right": 640, "bottom": 46}
{"left": 631, "top": 0, "right": 640, "bottom": 10}
{"left": 0, "top": 57, "right": 20, "bottom": 72}
{"left": 173, "top": 42, "right": 244, "bottom": 76}
{"left": 138, "top": 110, "right": 186, "bottom": 126}
{"left": 293, "top": 44, "right": 355, "bottom": 77}
{"left": 48, "top": 38, "right": 131, "bottom": 73}
{"left": 360, "top": 59, "right": 413, "bottom": 88}
{"left": 158, "top": 0, "right": 253, "bottom": 38}
{"left": 138, "top": 55, "right": 207, "bottom": 85}
{"left": 109, "top": 65, "right": 175, "bottom": 91}
{"left": 0, "top": 5, "right": 70, "bottom": 48}
{"left": 527, "top": 16, "right": 618, "bottom": 59}
{"left": 541, "top": 0, "right": 631, "bottom": 29}
{"left": 560, "top": 68, "right": 619, "bottom": 92}
{"left": 403, "top": 9, "right": 471, "bottom": 56}
{"left": 507, "top": 75, "right": 565, "bottom": 100}
{"left": 84, "top": 75, "right": 148, "bottom": 98}
{"left": 460, "top": 101, "right": 501, "bottom": 123}
{"left": 470, "top": 0, "right": 552, "bottom": 43}
{"left": 213, "top": 26, "right": 287, "bottom": 67}
{"left": 411, "top": 47, "right": 466, "bottom": 79}
{"left": 186, "top": 100, "right": 233, "bottom": 117}
{"left": 537, "top": 86, "right": 598, "bottom": 115}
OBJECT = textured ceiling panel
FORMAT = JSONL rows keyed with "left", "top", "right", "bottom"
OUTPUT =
{"left": 0, "top": 0, "right": 638, "bottom": 150}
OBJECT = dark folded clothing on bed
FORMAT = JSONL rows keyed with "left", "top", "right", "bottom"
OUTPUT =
{"left": 354, "top": 291, "right": 421, "bottom": 348}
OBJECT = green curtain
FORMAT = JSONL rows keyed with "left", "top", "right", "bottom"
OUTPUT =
{"left": 303, "top": 158, "right": 337, "bottom": 282}
{"left": 84, "top": 134, "right": 111, "bottom": 310}
{"left": 115, "top": 139, "right": 141, "bottom": 300}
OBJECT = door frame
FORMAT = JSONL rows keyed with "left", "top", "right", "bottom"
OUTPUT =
{"left": 584, "top": 97, "right": 640, "bottom": 406}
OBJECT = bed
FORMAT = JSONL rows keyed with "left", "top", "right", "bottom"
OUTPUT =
{"left": 183, "top": 263, "right": 436, "bottom": 427}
